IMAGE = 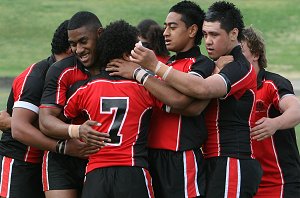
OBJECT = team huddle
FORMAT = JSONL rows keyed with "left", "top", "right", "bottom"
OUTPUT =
{"left": 0, "top": 1, "right": 299, "bottom": 198}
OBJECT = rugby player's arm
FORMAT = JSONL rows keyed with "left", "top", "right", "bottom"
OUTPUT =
{"left": 0, "top": 109, "right": 11, "bottom": 131}
{"left": 155, "top": 68, "right": 226, "bottom": 100}
{"left": 12, "top": 107, "right": 57, "bottom": 152}
{"left": 107, "top": 59, "right": 198, "bottom": 109}
{"left": 143, "top": 75, "right": 210, "bottom": 115}
{"left": 39, "top": 106, "right": 70, "bottom": 139}
{"left": 170, "top": 99, "right": 210, "bottom": 116}
{"left": 130, "top": 45, "right": 227, "bottom": 99}
{"left": 276, "top": 95, "right": 300, "bottom": 129}
{"left": 40, "top": 105, "right": 110, "bottom": 147}
{"left": 251, "top": 95, "right": 300, "bottom": 141}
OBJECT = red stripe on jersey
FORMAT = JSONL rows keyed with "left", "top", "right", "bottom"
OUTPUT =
{"left": 56, "top": 67, "right": 88, "bottom": 106}
{"left": 203, "top": 99, "right": 220, "bottom": 158}
{"left": 42, "top": 151, "right": 49, "bottom": 191}
{"left": 225, "top": 158, "right": 241, "bottom": 198}
{"left": 24, "top": 146, "right": 43, "bottom": 163}
{"left": 142, "top": 168, "right": 155, "bottom": 198}
{"left": 14, "top": 63, "right": 35, "bottom": 102}
{"left": 39, "top": 105, "right": 60, "bottom": 109}
{"left": 184, "top": 150, "right": 200, "bottom": 197}
{"left": 0, "top": 157, "right": 14, "bottom": 197}
{"left": 249, "top": 89, "right": 256, "bottom": 159}
{"left": 225, "top": 64, "right": 255, "bottom": 100}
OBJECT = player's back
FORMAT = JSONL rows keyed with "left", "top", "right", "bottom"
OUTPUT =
{"left": 64, "top": 71, "right": 162, "bottom": 173}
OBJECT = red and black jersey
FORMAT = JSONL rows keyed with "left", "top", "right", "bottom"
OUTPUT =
{"left": 156, "top": 55, "right": 170, "bottom": 64}
{"left": 0, "top": 55, "right": 56, "bottom": 163}
{"left": 202, "top": 45, "right": 257, "bottom": 159}
{"left": 253, "top": 69, "right": 300, "bottom": 196}
{"left": 148, "top": 46, "right": 215, "bottom": 151}
{"left": 40, "top": 55, "right": 89, "bottom": 108}
{"left": 63, "top": 71, "right": 162, "bottom": 173}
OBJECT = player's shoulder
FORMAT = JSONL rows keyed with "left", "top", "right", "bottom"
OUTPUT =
{"left": 195, "top": 54, "right": 214, "bottom": 65}
{"left": 264, "top": 70, "right": 291, "bottom": 84}
{"left": 66, "top": 78, "right": 90, "bottom": 99}
{"left": 31, "top": 55, "right": 55, "bottom": 76}
{"left": 50, "top": 55, "right": 77, "bottom": 71}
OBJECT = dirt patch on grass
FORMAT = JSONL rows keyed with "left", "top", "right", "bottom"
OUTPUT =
{"left": 0, "top": 77, "right": 14, "bottom": 88}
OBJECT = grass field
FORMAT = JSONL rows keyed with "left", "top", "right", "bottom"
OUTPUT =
{"left": 0, "top": 0, "right": 299, "bottom": 147}
{"left": 0, "top": 0, "right": 300, "bottom": 77}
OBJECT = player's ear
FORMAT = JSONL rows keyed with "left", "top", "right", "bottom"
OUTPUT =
{"left": 253, "top": 53, "right": 259, "bottom": 61}
{"left": 97, "top": 27, "right": 103, "bottom": 38}
{"left": 229, "top": 28, "right": 238, "bottom": 41}
{"left": 189, "top": 24, "right": 198, "bottom": 38}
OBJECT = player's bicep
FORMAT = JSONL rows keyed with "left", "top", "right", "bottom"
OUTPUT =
{"left": 204, "top": 74, "right": 228, "bottom": 98}
{"left": 279, "top": 94, "right": 300, "bottom": 113}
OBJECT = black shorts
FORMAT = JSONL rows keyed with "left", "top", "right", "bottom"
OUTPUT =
{"left": 205, "top": 157, "right": 263, "bottom": 198}
{"left": 148, "top": 148, "right": 206, "bottom": 198}
{"left": 0, "top": 155, "right": 44, "bottom": 198}
{"left": 82, "top": 166, "right": 154, "bottom": 198}
{"left": 42, "top": 151, "right": 88, "bottom": 192}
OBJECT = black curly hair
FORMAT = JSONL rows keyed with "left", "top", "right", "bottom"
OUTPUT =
{"left": 137, "top": 19, "right": 169, "bottom": 57}
{"left": 68, "top": 11, "right": 102, "bottom": 31}
{"left": 205, "top": 1, "right": 245, "bottom": 41}
{"left": 51, "top": 20, "right": 70, "bottom": 54}
{"left": 95, "top": 20, "right": 139, "bottom": 69}
{"left": 169, "top": 1, "right": 205, "bottom": 45}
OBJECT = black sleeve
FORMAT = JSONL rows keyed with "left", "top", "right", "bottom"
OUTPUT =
{"left": 190, "top": 55, "right": 215, "bottom": 78}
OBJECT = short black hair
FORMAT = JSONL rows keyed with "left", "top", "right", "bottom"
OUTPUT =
{"left": 137, "top": 19, "right": 169, "bottom": 57}
{"left": 68, "top": 11, "right": 102, "bottom": 31}
{"left": 205, "top": 1, "right": 244, "bottom": 41}
{"left": 51, "top": 20, "right": 70, "bottom": 54}
{"left": 96, "top": 20, "right": 139, "bottom": 69}
{"left": 169, "top": 1, "right": 205, "bottom": 45}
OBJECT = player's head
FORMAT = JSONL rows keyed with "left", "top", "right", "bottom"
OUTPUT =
{"left": 67, "top": 11, "right": 103, "bottom": 68}
{"left": 137, "top": 19, "right": 169, "bottom": 58}
{"left": 51, "top": 20, "right": 70, "bottom": 55}
{"left": 95, "top": 20, "right": 139, "bottom": 69}
{"left": 164, "top": 1, "right": 205, "bottom": 52}
{"left": 203, "top": 1, "right": 245, "bottom": 60}
{"left": 241, "top": 26, "right": 267, "bottom": 69}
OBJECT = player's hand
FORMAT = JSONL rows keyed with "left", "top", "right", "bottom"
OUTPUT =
{"left": 106, "top": 58, "right": 139, "bottom": 79}
{"left": 0, "top": 109, "right": 11, "bottom": 131}
{"left": 79, "top": 120, "right": 111, "bottom": 147}
{"left": 213, "top": 55, "right": 234, "bottom": 74}
{"left": 213, "top": 55, "right": 233, "bottom": 74}
{"left": 64, "top": 138, "right": 100, "bottom": 159}
{"left": 130, "top": 42, "right": 158, "bottom": 71}
{"left": 250, "top": 117, "right": 278, "bottom": 141}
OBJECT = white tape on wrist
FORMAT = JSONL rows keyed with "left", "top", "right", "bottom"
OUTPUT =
{"left": 162, "top": 66, "right": 173, "bottom": 80}
{"left": 68, "top": 124, "right": 80, "bottom": 138}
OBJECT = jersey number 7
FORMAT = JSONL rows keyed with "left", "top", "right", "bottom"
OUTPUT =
{"left": 100, "top": 97, "right": 129, "bottom": 146}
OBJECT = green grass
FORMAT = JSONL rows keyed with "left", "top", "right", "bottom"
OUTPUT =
{"left": 0, "top": 0, "right": 300, "bottom": 77}
{"left": 296, "top": 125, "right": 300, "bottom": 148}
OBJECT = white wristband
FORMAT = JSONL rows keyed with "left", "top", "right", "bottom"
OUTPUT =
{"left": 162, "top": 66, "right": 173, "bottom": 80}
{"left": 68, "top": 124, "right": 80, "bottom": 138}
{"left": 135, "top": 69, "right": 148, "bottom": 84}
{"left": 154, "top": 61, "right": 162, "bottom": 75}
